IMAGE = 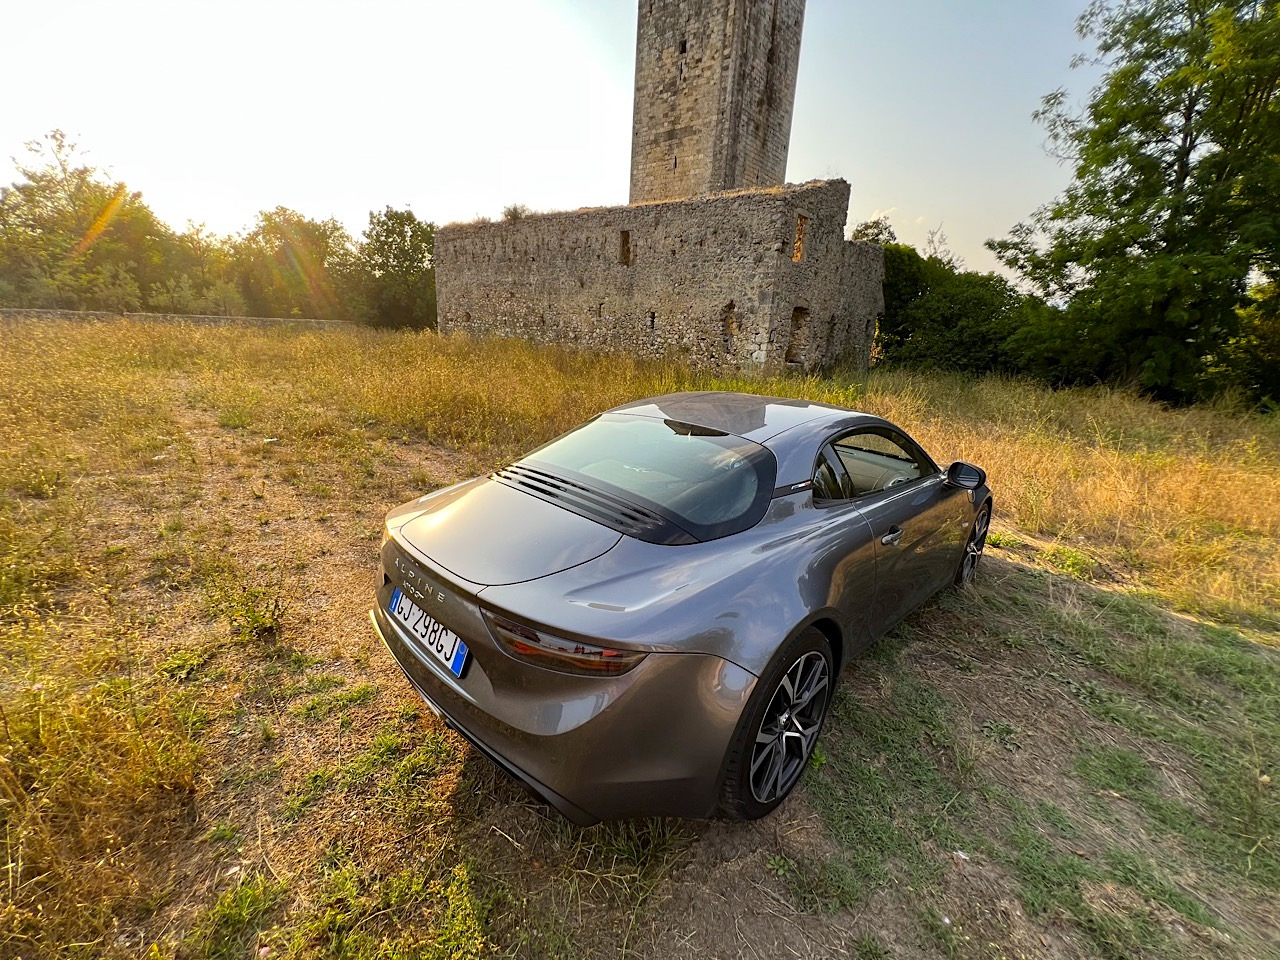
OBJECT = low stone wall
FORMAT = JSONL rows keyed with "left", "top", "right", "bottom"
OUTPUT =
{"left": 436, "top": 179, "right": 883, "bottom": 373}
{"left": 0, "top": 308, "right": 346, "bottom": 327}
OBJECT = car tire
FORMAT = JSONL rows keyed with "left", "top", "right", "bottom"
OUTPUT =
{"left": 954, "top": 502, "right": 992, "bottom": 587}
{"left": 718, "top": 626, "right": 834, "bottom": 821}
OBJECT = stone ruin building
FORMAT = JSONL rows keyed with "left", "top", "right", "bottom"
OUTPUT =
{"left": 436, "top": 0, "right": 884, "bottom": 372}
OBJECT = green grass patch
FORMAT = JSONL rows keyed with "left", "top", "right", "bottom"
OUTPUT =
{"left": 852, "top": 934, "right": 894, "bottom": 960}
{"left": 204, "top": 822, "right": 240, "bottom": 844}
{"left": 158, "top": 646, "right": 216, "bottom": 681}
{"left": 1043, "top": 543, "right": 1100, "bottom": 580}
{"left": 278, "top": 851, "right": 486, "bottom": 959}
{"left": 798, "top": 646, "right": 972, "bottom": 909}
{"left": 279, "top": 726, "right": 459, "bottom": 823}
{"left": 1074, "top": 746, "right": 1156, "bottom": 794}
{"left": 185, "top": 872, "right": 287, "bottom": 960}
{"left": 1043, "top": 594, "right": 1280, "bottom": 888}
{"left": 281, "top": 769, "right": 337, "bottom": 821}
{"left": 295, "top": 683, "right": 378, "bottom": 722}
{"left": 1102, "top": 847, "right": 1216, "bottom": 928}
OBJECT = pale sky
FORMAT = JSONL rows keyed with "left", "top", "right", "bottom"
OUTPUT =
{"left": 0, "top": 0, "right": 1098, "bottom": 274}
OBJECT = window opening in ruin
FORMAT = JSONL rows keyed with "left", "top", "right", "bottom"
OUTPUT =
{"left": 597, "top": 302, "right": 605, "bottom": 318}
{"left": 679, "top": 39, "right": 687, "bottom": 54}
{"left": 786, "top": 307, "right": 810, "bottom": 364}
{"left": 648, "top": 311, "right": 656, "bottom": 331}
{"left": 672, "top": 155, "right": 678, "bottom": 170}
{"left": 619, "top": 230, "right": 632, "bottom": 266}
{"left": 792, "top": 215, "right": 808, "bottom": 262}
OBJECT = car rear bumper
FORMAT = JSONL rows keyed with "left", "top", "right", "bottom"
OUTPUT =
{"left": 371, "top": 610, "right": 600, "bottom": 824}
{"left": 369, "top": 601, "right": 757, "bottom": 823}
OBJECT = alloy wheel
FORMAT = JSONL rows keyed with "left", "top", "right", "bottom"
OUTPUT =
{"left": 748, "top": 651, "right": 830, "bottom": 804}
{"left": 960, "top": 508, "right": 991, "bottom": 585}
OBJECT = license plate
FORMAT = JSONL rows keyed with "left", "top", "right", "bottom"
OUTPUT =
{"left": 388, "top": 587, "right": 468, "bottom": 678}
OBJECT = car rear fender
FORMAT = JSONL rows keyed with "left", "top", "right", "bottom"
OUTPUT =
{"left": 479, "top": 496, "right": 875, "bottom": 677}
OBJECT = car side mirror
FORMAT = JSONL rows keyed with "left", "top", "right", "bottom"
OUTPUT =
{"left": 944, "top": 460, "right": 986, "bottom": 490}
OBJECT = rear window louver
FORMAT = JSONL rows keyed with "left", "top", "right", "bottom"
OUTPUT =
{"left": 492, "top": 463, "right": 697, "bottom": 545}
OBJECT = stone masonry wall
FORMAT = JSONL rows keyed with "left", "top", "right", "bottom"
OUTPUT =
{"left": 629, "top": 0, "right": 805, "bottom": 203}
{"left": 437, "top": 180, "right": 883, "bottom": 373}
{"left": 712, "top": 0, "right": 805, "bottom": 195}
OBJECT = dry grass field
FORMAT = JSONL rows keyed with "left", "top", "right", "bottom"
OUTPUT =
{"left": 1, "top": 318, "right": 1277, "bottom": 960}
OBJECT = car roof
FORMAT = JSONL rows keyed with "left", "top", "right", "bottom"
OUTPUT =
{"left": 606, "top": 391, "right": 922, "bottom": 489}
{"left": 607, "top": 391, "right": 863, "bottom": 444}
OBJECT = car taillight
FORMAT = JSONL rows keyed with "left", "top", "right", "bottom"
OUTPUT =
{"left": 484, "top": 612, "right": 646, "bottom": 677}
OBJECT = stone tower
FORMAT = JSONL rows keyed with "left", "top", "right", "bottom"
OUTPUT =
{"left": 629, "top": 0, "right": 806, "bottom": 204}
{"left": 436, "top": 0, "right": 885, "bottom": 376}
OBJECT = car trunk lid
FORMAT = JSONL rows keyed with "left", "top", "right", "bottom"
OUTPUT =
{"left": 397, "top": 477, "right": 622, "bottom": 586}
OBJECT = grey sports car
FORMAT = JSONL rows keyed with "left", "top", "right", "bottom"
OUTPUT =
{"left": 372, "top": 391, "right": 991, "bottom": 824}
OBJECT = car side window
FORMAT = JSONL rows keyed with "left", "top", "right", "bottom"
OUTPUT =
{"left": 831, "top": 428, "right": 936, "bottom": 497}
{"left": 811, "top": 447, "right": 851, "bottom": 501}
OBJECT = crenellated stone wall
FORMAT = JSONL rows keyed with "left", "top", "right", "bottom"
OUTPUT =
{"left": 436, "top": 180, "right": 882, "bottom": 372}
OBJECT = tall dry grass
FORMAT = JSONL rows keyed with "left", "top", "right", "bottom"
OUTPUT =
{"left": 0, "top": 321, "right": 202, "bottom": 954}
{"left": 1, "top": 317, "right": 1278, "bottom": 954}
{"left": 8, "top": 319, "right": 1276, "bottom": 627}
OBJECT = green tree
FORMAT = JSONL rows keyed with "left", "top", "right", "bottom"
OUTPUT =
{"left": 989, "top": 0, "right": 1280, "bottom": 401}
{"left": 877, "top": 242, "right": 1032, "bottom": 373}
{"left": 849, "top": 216, "right": 898, "bottom": 245}
{"left": 352, "top": 207, "right": 437, "bottom": 328}
{"left": 231, "top": 207, "right": 355, "bottom": 320}
{"left": 196, "top": 278, "right": 247, "bottom": 317}
{"left": 149, "top": 274, "right": 200, "bottom": 314}
{"left": 0, "top": 131, "right": 178, "bottom": 312}
{"left": 878, "top": 243, "right": 930, "bottom": 355}
{"left": 1207, "top": 282, "right": 1280, "bottom": 403}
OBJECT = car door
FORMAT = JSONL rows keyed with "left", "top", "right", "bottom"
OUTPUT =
{"left": 828, "top": 428, "right": 969, "bottom": 634}
{"left": 808, "top": 446, "right": 880, "bottom": 652}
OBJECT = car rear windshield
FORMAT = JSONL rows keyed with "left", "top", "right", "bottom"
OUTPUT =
{"left": 514, "top": 414, "right": 778, "bottom": 543}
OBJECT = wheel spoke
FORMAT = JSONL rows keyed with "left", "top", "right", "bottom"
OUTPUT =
{"left": 794, "top": 672, "right": 828, "bottom": 712}
{"left": 767, "top": 744, "right": 785, "bottom": 799}
{"left": 754, "top": 738, "right": 782, "bottom": 800}
{"left": 778, "top": 673, "right": 794, "bottom": 706}
{"left": 750, "top": 737, "right": 777, "bottom": 777}
{"left": 794, "top": 717, "right": 822, "bottom": 750}
{"left": 975, "top": 510, "right": 989, "bottom": 539}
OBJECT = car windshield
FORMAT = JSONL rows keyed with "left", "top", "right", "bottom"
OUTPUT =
{"left": 517, "top": 413, "right": 778, "bottom": 542}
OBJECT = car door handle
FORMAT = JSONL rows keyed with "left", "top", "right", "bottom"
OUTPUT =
{"left": 881, "top": 525, "right": 904, "bottom": 547}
